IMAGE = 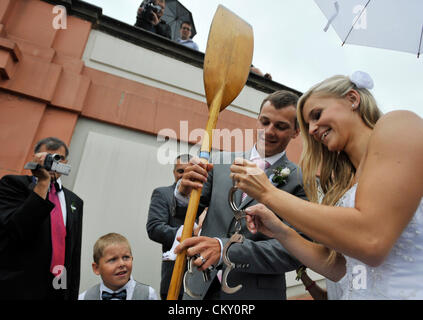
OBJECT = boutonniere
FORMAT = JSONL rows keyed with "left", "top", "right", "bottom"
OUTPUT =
{"left": 71, "top": 201, "right": 77, "bottom": 213}
{"left": 271, "top": 166, "right": 290, "bottom": 185}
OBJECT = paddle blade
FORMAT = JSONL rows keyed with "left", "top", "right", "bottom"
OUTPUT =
{"left": 203, "top": 5, "right": 254, "bottom": 111}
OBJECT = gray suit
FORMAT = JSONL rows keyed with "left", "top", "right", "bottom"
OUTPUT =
{"left": 183, "top": 151, "right": 307, "bottom": 300}
{"left": 146, "top": 183, "right": 192, "bottom": 299}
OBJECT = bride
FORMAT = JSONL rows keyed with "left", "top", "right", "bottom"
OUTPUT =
{"left": 230, "top": 71, "right": 423, "bottom": 299}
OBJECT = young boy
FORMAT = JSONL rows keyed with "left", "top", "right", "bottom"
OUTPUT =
{"left": 79, "top": 233, "right": 158, "bottom": 300}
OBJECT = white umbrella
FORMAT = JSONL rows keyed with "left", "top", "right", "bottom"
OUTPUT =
{"left": 314, "top": 0, "right": 423, "bottom": 57}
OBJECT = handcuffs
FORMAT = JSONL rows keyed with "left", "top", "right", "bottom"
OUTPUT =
{"left": 183, "top": 253, "right": 209, "bottom": 299}
{"left": 221, "top": 179, "right": 247, "bottom": 294}
{"left": 183, "top": 178, "right": 247, "bottom": 297}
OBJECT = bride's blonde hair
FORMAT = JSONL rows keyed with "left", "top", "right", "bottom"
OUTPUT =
{"left": 297, "top": 75, "right": 382, "bottom": 206}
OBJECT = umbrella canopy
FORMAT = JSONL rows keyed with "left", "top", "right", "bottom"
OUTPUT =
{"left": 162, "top": 0, "right": 197, "bottom": 41}
{"left": 314, "top": 0, "right": 423, "bottom": 57}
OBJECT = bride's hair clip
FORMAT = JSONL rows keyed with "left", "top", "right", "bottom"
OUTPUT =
{"left": 350, "top": 71, "right": 374, "bottom": 90}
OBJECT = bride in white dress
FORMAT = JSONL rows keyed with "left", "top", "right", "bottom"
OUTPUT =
{"left": 230, "top": 71, "right": 423, "bottom": 299}
{"left": 326, "top": 184, "right": 423, "bottom": 299}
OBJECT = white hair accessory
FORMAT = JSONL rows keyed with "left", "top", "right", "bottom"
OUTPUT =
{"left": 350, "top": 71, "right": 374, "bottom": 89}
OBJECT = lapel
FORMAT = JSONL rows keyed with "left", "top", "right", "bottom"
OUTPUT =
{"left": 63, "top": 188, "right": 75, "bottom": 235}
{"left": 238, "top": 153, "right": 289, "bottom": 210}
{"left": 170, "top": 183, "right": 177, "bottom": 217}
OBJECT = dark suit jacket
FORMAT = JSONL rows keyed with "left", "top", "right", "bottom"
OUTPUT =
{"left": 183, "top": 151, "right": 308, "bottom": 300}
{"left": 0, "top": 175, "right": 83, "bottom": 300}
{"left": 134, "top": 17, "right": 172, "bottom": 39}
{"left": 146, "top": 183, "right": 190, "bottom": 298}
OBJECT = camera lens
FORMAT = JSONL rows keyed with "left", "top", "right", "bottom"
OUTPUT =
{"left": 52, "top": 154, "right": 65, "bottom": 161}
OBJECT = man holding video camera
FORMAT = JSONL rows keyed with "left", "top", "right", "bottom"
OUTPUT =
{"left": 0, "top": 137, "right": 83, "bottom": 300}
{"left": 135, "top": 0, "right": 171, "bottom": 39}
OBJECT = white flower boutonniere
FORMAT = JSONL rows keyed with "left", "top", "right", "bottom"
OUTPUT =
{"left": 271, "top": 166, "right": 290, "bottom": 185}
{"left": 71, "top": 202, "right": 77, "bottom": 213}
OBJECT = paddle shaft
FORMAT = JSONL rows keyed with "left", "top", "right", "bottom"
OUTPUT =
{"left": 166, "top": 88, "right": 223, "bottom": 300}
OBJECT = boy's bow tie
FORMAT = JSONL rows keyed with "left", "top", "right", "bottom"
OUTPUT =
{"left": 101, "top": 289, "right": 127, "bottom": 300}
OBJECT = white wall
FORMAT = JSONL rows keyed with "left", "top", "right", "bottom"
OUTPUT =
{"left": 82, "top": 30, "right": 268, "bottom": 118}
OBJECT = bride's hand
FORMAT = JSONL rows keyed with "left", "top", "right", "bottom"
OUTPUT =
{"left": 230, "top": 157, "right": 273, "bottom": 203}
{"left": 245, "top": 203, "right": 289, "bottom": 238}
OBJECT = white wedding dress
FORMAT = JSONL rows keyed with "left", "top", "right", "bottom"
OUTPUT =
{"left": 326, "top": 184, "right": 423, "bottom": 299}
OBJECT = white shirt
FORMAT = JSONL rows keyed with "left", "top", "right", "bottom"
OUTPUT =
{"left": 78, "top": 276, "right": 158, "bottom": 300}
{"left": 249, "top": 145, "right": 286, "bottom": 167}
{"left": 176, "top": 38, "right": 199, "bottom": 51}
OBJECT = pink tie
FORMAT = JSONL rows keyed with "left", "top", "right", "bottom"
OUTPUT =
{"left": 241, "top": 158, "right": 270, "bottom": 202}
{"left": 49, "top": 183, "right": 66, "bottom": 275}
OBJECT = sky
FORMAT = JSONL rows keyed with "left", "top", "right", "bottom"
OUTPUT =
{"left": 85, "top": 0, "right": 423, "bottom": 117}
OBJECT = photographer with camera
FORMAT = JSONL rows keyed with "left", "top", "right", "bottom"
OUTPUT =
{"left": 0, "top": 137, "right": 83, "bottom": 300}
{"left": 135, "top": 0, "right": 171, "bottom": 40}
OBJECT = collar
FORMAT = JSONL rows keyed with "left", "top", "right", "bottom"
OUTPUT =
{"left": 51, "top": 177, "right": 63, "bottom": 192}
{"left": 55, "top": 178, "right": 63, "bottom": 190}
{"left": 178, "top": 38, "right": 193, "bottom": 42}
{"left": 100, "top": 275, "right": 135, "bottom": 295}
{"left": 33, "top": 177, "right": 63, "bottom": 190}
{"left": 250, "top": 145, "right": 286, "bottom": 166}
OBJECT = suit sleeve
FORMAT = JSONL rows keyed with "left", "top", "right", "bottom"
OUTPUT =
{"left": 225, "top": 237, "right": 302, "bottom": 275}
{"left": 225, "top": 167, "right": 308, "bottom": 275}
{"left": 0, "top": 175, "right": 53, "bottom": 249}
{"left": 146, "top": 188, "right": 180, "bottom": 250}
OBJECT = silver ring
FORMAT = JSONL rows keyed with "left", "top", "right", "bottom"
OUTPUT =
{"left": 199, "top": 255, "right": 207, "bottom": 265}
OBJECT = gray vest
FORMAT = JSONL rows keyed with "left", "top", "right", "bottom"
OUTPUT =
{"left": 84, "top": 281, "right": 150, "bottom": 300}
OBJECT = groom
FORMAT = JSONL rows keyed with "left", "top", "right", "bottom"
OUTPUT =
{"left": 174, "top": 90, "right": 308, "bottom": 300}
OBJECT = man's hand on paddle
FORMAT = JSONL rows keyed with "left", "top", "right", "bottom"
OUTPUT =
{"left": 175, "top": 236, "right": 221, "bottom": 271}
{"left": 177, "top": 156, "right": 213, "bottom": 196}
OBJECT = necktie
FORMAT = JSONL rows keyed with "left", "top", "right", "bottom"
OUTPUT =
{"left": 241, "top": 158, "right": 270, "bottom": 202}
{"left": 102, "top": 289, "right": 127, "bottom": 300}
{"left": 49, "top": 182, "right": 66, "bottom": 275}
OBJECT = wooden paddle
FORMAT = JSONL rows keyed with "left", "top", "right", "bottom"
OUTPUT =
{"left": 166, "top": 5, "right": 253, "bottom": 300}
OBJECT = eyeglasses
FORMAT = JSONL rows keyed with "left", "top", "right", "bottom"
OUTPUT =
{"left": 181, "top": 27, "right": 191, "bottom": 31}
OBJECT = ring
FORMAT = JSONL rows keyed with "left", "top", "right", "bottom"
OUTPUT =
{"left": 199, "top": 255, "right": 207, "bottom": 265}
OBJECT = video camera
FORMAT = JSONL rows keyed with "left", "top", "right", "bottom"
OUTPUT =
{"left": 24, "top": 153, "right": 72, "bottom": 176}
{"left": 140, "top": 0, "right": 163, "bottom": 21}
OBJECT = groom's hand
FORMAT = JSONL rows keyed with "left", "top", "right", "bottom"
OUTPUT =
{"left": 175, "top": 236, "right": 220, "bottom": 271}
{"left": 178, "top": 157, "right": 213, "bottom": 196}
